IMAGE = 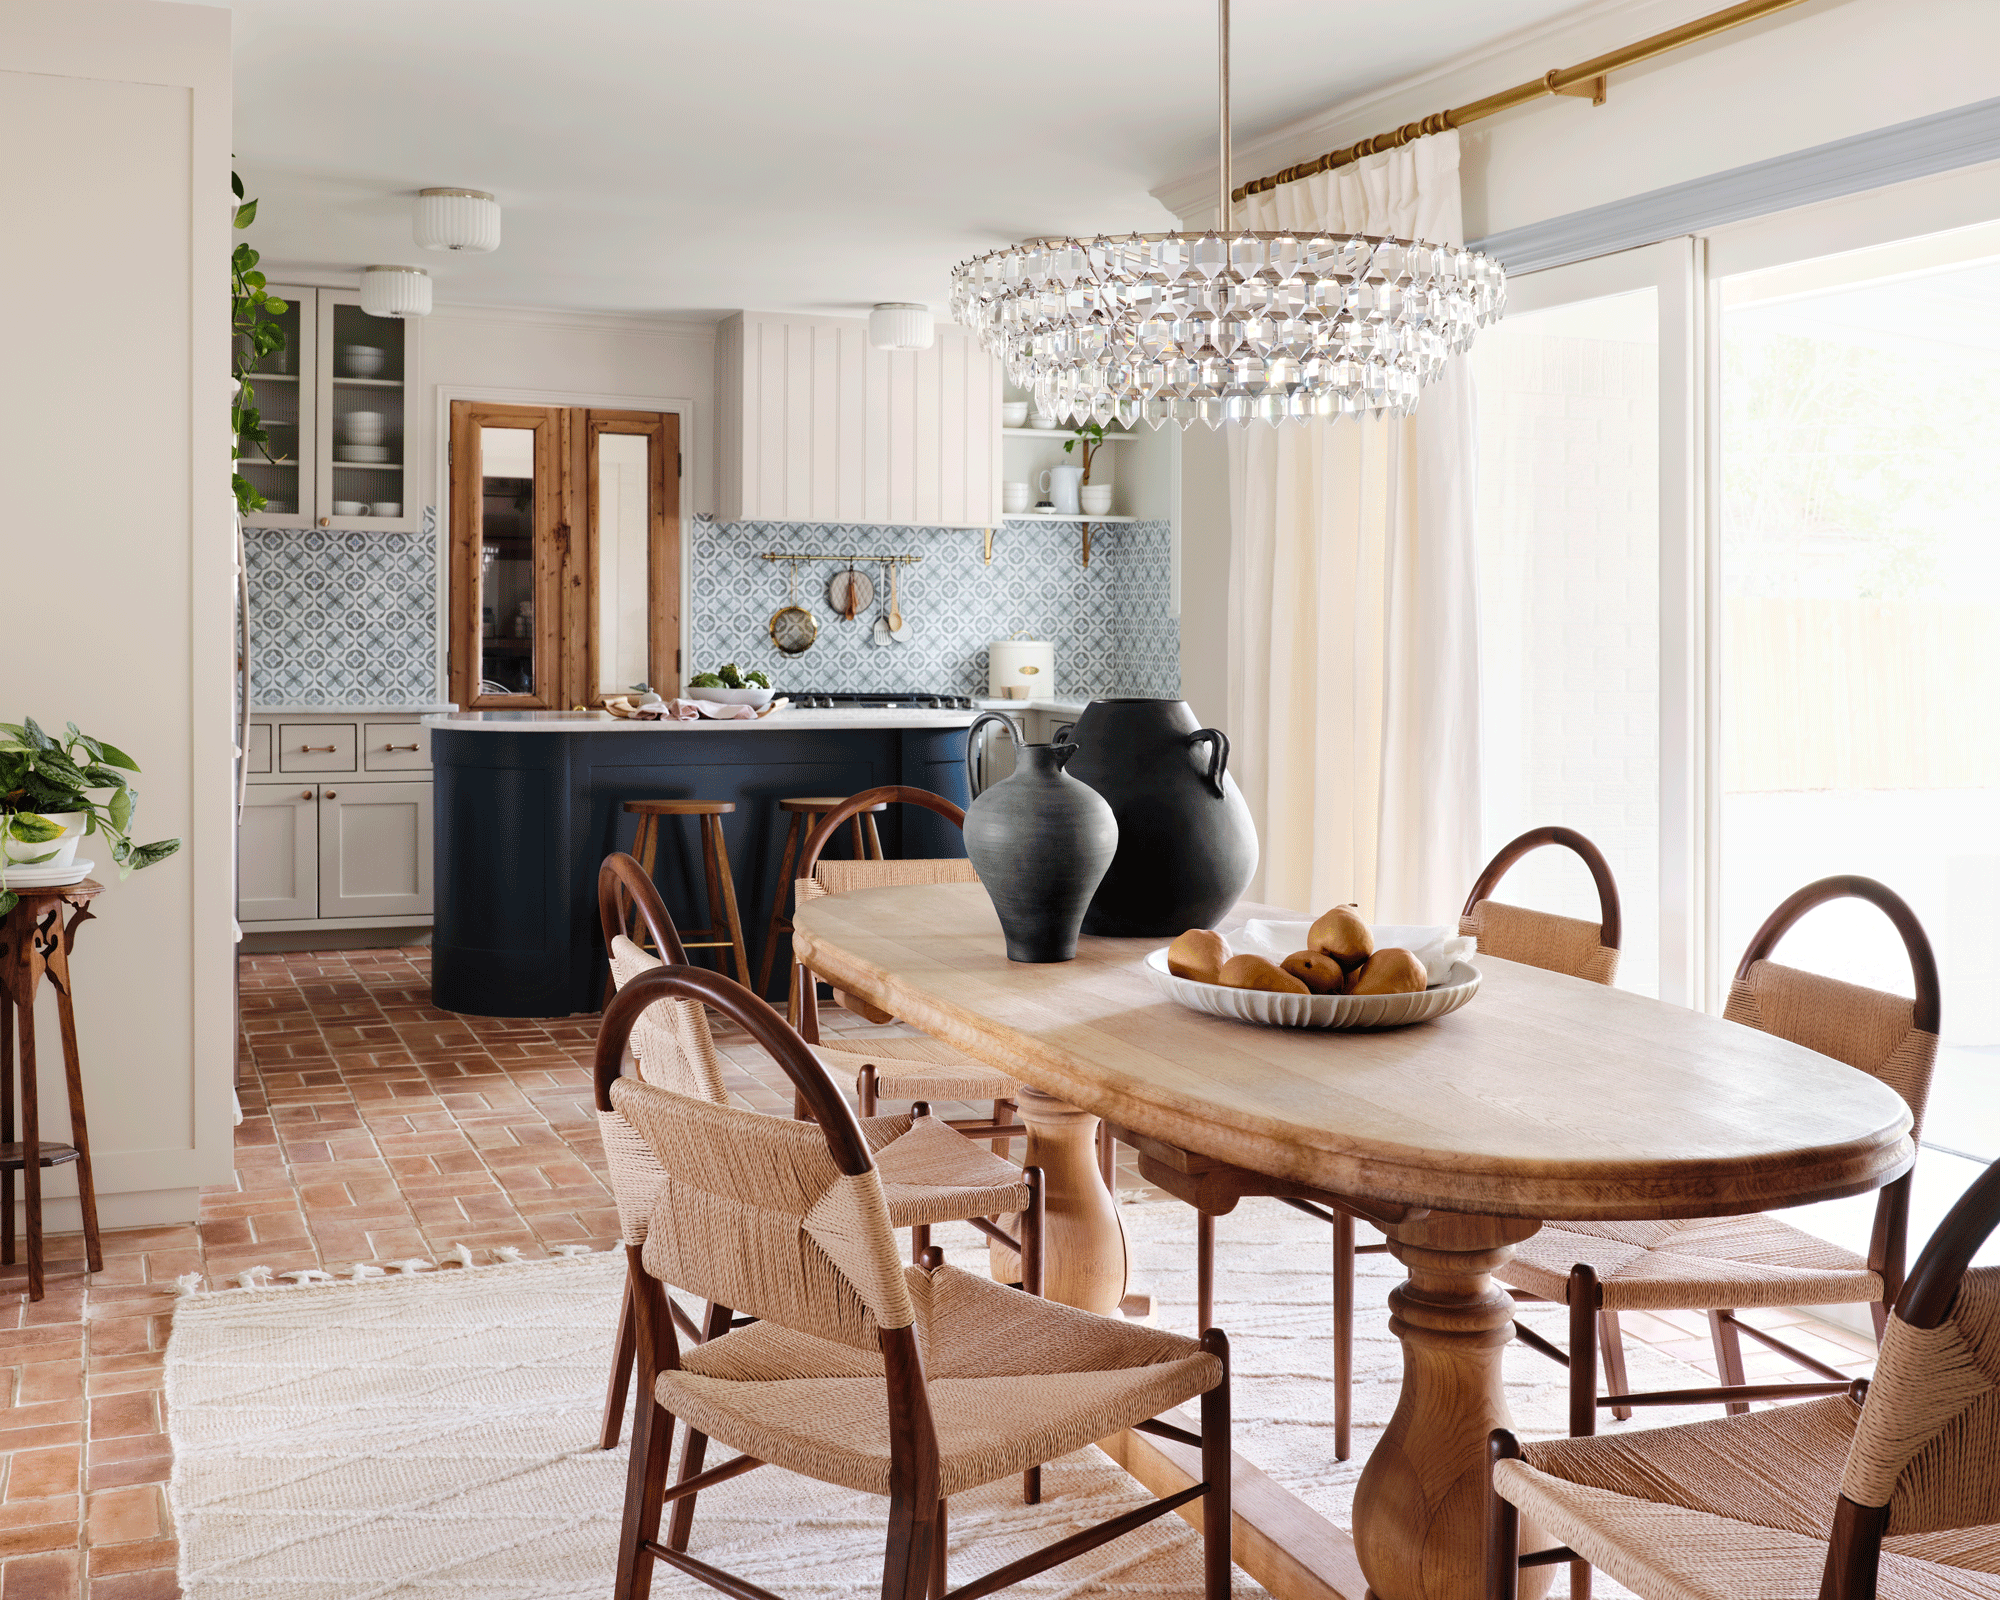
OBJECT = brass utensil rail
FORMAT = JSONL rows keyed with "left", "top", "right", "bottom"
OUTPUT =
{"left": 760, "top": 551, "right": 924, "bottom": 566}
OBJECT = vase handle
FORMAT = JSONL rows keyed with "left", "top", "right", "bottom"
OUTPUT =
{"left": 1051, "top": 721, "right": 1076, "bottom": 746}
{"left": 1188, "top": 727, "right": 1230, "bottom": 798}
{"left": 965, "top": 711, "right": 1021, "bottom": 800}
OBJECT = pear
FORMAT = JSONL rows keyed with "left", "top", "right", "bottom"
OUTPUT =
{"left": 1167, "top": 928, "right": 1231, "bottom": 985}
{"left": 1309, "top": 904, "right": 1375, "bottom": 970}
{"left": 1280, "top": 950, "right": 1346, "bottom": 995}
{"left": 1347, "top": 947, "right": 1428, "bottom": 996}
{"left": 1218, "top": 953, "right": 1311, "bottom": 994}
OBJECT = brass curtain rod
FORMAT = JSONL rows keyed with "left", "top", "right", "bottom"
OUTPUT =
{"left": 1232, "top": 0, "right": 1809, "bottom": 202}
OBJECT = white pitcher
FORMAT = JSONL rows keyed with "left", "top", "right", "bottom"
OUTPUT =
{"left": 1039, "top": 465, "right": 1084, "bottom": 516}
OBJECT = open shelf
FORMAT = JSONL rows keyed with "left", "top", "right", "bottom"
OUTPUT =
{"left": 1004, "top": 511, "right": 1137, "bottom": 523}
{"left": 1001, "top": 428, "right": 1136, "bottom": 441}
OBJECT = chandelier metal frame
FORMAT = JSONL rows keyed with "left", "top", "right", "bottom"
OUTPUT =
{"left": 948, "top": 0, "right": 1505, "bottom": 429}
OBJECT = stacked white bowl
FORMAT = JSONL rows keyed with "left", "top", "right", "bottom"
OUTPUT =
{"left": 341, "top": 411, "right": 388, "bottom": 462}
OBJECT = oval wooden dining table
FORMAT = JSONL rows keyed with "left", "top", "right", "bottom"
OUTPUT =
{"left": 791, "top": 882, "right": 1914, "bottom": 1600}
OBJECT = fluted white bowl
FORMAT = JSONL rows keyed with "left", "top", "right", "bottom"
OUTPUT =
{"left": 1142, "top": 948, "right": 1480, "bottom": 1030}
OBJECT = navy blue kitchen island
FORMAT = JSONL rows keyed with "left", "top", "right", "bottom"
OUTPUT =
{"left": 424, "top": 709, "right": 975, "bottom": 1017}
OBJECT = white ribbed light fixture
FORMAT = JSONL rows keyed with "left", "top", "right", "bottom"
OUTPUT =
{"left": 950, "top": 0, "right": 1504, "bottom": 427}
{"left": 414, "top": 187, "right": 501, "bottom": 253}
{"left": 359, "top": 265, "right": 433, "bottom": 319}
{"left": 868, "top": 303, "right": 934, "bottom": 351}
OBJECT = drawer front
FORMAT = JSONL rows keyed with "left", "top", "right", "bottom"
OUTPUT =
{"left": 362, "top": 723, "right": 430, "bottom": 772}
{"left": 245, "top": 722, "right": 272, "bottom": 775}
{"left": 277, "top": 722, "right": 357, "bottom": 773}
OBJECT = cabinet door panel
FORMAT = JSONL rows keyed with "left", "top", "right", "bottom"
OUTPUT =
{"left": 318, "top": 781, "right": 433, "bottom": 918}
{"left": 238, "top": 787, "right": 318, "bottom": 921}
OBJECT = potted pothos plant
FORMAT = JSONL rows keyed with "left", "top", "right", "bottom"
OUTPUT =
{"left": 0, "top": 719, "right": 181, "bottom": 917}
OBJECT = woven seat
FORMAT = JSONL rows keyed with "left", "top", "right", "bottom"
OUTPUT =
{"left": 1491, "top": 1162, "right": 2000, "bottom": 1600}
{"left": 593, "top": 853, "right": 1042, "bottom": 1460}
{"left": 660, "top": 1260, "right": 1220, "bottom": 1499}
{"left": 1503, "top": 1214, "right": 1881, "bottom": 1312}
{"left": 599, "top": 963, "right": 1232, "bottom": 1600}
{"left": 813, "top": 1033, "right": 1020, "bottom": 1107}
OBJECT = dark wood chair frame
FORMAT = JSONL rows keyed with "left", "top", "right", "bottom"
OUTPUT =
{"left": 1507, "top": 874, "right": 1936, "bottom": 1600}
{"left": 754, "top": 796, "right": 888, "bottom": 1004}
{"left": 599, "top": 963, "right": 1233, "bottom": 1600}
{"left": 1487, "top": 1155, "right": 2000, "bottom": 1600}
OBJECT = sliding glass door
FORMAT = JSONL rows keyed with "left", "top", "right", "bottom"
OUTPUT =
{"left": 1470, "top": 240, "right": 1700, "bottom": 1001}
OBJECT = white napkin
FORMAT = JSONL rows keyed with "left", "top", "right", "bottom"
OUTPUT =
{"left": 1239, "top": 920, "right": 1476, "bottom": 987}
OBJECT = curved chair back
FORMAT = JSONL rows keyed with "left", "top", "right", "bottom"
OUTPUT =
{"left": 795, "top": 785, "right": 977, "bottom": 903}
{"left": 1726, "top": 876, "right": 1940, "bottom": 1135}
{"left": 598, "top": 966, "right": 915, "bottom": 1355}
{"left": 596, "top": 853, "right": 730, "bottom": 1105}
{"left": 1727, "top": 875, "right": 1941, "bottom": 1317}
{"left": 1460, "top": 827, "right": 1622, "bottom": 986}
{"left": 1823, "top": 1158, "right": 2000, "bottom": 1600}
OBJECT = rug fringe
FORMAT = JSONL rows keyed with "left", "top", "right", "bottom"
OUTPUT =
{"left": 170, "top": 1246, "right": 611, "bottom": 1298}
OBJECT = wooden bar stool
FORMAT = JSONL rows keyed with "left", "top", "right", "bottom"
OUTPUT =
{"left": 752, "top": 795, "right": 885, "bottom": 1003}
{"left": 620, "top": 801, "right": 750, "bottom": 986}
{"left": 0, "top": 879, "right": 105, "bottom": 1301}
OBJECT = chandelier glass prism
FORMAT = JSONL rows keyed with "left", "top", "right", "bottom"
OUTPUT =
{"left": 949, "top": 1, "right": 1505, "bottom": 429}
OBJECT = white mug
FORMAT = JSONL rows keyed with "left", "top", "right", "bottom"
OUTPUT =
{"left": 370, "top": 501, "right": 402, "bottom": 517}
{"left": 1002, "top": 481, "right": 1032, "bottom": 514}
{"left": 1079, "top": 485, "right": 1114, "bottom": 516}
{"left": 1040, "top": 465, "right": 1083, "bottom": 516}
{"left": 332, "top": 500, "right": 366, "bottom": 516}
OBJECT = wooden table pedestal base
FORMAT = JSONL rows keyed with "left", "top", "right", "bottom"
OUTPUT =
{"left": 990, "top": 1086, "right": 1128, "bottom": 1314}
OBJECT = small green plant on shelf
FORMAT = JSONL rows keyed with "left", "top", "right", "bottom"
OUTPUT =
{"left": 0, "top": 718, "right": 181, "bottom": 917}
{"left": 1064, "top": 421, "right": 1106, "bottom": 484}
{"left": 231, "top": 171, "right": 289, "bottom": 516}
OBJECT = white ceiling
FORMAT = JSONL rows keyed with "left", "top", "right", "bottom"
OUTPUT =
{"left": 226, "top": 0, "right": 1595, "bottom": 319}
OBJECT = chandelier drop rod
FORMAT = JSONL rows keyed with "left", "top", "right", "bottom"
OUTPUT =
{"left": 1217, "top": 0, "right": 1232, "bottom": 228}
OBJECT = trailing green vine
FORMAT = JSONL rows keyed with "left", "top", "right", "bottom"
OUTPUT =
{"left": 231, "top": 172, "right": 289, "bottom": 516}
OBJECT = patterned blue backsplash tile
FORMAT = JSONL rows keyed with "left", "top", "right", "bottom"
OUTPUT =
{"left": 244, "top": 509, "right": 439, "bottom": 706}
{"left": 687, "top": 518, "right": 1179, "bottom": 701}
{"left": 245, "top": 509, "right": 1177, "bottom": 707}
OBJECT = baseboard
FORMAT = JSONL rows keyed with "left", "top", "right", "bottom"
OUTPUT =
{"left": 242, "top": 926, "right": 433, "bottom": 953}
{"left": 30, "top": 1187, "right": 201, "bottom": 1235}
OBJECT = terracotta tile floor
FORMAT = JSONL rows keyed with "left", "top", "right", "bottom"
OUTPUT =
{"left": 0, "top": 942, "right": 1882, "bottom": 1597}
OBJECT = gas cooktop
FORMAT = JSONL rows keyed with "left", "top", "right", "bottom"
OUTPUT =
{"left": 787, "top": 692, "right": 976, "bottom": 710}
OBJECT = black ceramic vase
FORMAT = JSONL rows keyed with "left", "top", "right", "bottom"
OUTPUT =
{"left": 962, "top": 712, "right": 1118, "bottom": 963}
{"left": 1052, "top": 698, "right": 1259, "bottom": 936}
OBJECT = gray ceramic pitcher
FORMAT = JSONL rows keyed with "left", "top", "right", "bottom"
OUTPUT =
{"left": 962, "top": 712, "right": 1118, "bottom": 963}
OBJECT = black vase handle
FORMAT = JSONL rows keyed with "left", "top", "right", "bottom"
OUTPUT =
{"left": 965, "top": 711, "right": 1021, "bottom": 801}
{"left": 1052, "top": 721, "right": 1076, "bottom": 746}
{"left": 1188, "top": 728, "right": 1230, "bottom": 798}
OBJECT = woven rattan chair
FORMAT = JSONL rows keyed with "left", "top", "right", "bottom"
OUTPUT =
{"left": 1107, "top": 824, "right": 1624, "bottom": 1464}
{"left": 790, "top": 787, "right": 1032, "bottom": 1157}
{"left": 1500, "top": 874, "right": 1939, "bottom": 1600}
{"left": 595, "top": 853, "right": 1045, "bottom": 1463}
{"left": 1489, "top": 1156, "right": 2000, "bottom": 1600}
{"left": 599, "top": 963, "right": 1233, "bottom": 1600}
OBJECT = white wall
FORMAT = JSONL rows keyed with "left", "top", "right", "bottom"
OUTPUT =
{"left": 0, "top": 0, "right": 234, "bottom": 1227}
{"left": 1166, "top": 0, "right": 2000, "bottom": 744}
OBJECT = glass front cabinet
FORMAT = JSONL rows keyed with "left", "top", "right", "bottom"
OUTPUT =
{"left": 236, "top": 286, "right": 422, "bottom": 533}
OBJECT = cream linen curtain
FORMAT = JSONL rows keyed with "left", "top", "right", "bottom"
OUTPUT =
{"left": 1226, "top": 131, "right": 1479, "bottom": 924}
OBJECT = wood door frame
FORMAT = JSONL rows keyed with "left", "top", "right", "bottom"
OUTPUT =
{"left": 584, "top": 409, "right": 681, "bottom": 702}
{"left": 447, "top": 400, "right": 564, "bottom": 709}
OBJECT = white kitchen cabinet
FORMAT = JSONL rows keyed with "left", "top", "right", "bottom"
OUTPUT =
{"left": 236, "top": 286, "right": 422, "bottom": 534}
{"left": 240, "top": 711, "right": 436, "bottom": 930}
{"left": 317, "top": 781, "right": 433, "bottom": 918}
{"left": 715, "top": 312, "right": 1001, "bottom": 528}
{"left": 239, "top": 785, "right": 319, "bottom": 920}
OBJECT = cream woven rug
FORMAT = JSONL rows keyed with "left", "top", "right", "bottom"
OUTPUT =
{"left": 167, "top": 1198, "right": 1721, "bottom": 1598}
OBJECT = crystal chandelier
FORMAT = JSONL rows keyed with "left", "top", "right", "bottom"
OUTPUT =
{"left": 949, "top": 0, "right": 1505, "bottom": 428}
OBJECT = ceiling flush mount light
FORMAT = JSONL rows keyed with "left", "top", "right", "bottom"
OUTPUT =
{"left": 414, "top": 187, "right": 501, "bottom": 253}
{"left": 949, "top": 0, "right": 1504, "bottom": 428}
{"left": 359, "top": 265, "right": 433, "bottom": 319}
{"left": 868, "top": 303, "right": 935, "bottom": 350}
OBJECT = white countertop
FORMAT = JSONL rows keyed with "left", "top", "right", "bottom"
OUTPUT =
{"left": 425, "top": 708, "right": 983, "bottom": 733}
{"left": 255, "top": 704, "right": 458, "bottom": 717}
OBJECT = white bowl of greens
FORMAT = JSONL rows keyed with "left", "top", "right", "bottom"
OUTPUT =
{"left": 685, "top": 666, "right": 775, "bottom": 708}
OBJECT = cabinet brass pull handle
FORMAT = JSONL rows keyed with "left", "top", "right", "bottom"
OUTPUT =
{"left": 385, "top": 743, "right": 419, "bottom": 752}
{"left": 300, "top": 744, "right": 337, "bottom": 753}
